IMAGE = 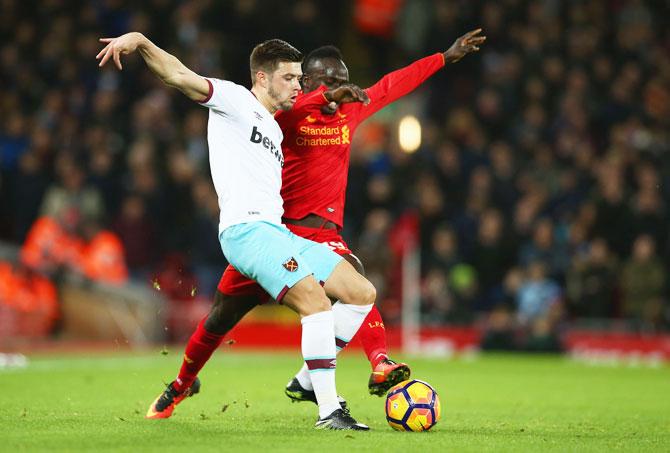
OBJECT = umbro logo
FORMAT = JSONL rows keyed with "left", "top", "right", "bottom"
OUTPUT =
{"left": 283, "top": 257, "right": 299, "bottom": 272}
{"left": 253, "top": 111, "right": 263, "bottom": 120}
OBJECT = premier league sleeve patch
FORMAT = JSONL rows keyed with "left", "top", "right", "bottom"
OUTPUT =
{"left": 283, "top": 257, "right": 299, "bottom": 272}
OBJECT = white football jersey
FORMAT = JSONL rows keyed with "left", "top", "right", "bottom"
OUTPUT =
{"left": 200, "top": 78, "right": 285, "bottom": 233}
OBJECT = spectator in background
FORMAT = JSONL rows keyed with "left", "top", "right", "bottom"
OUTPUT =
{"left": 11, "top": 151, "right": 50, "bottom": 242}
{"left": 79, "top": 219, "right": 128, "bottom": 286}
{"left": 421, "top": 269, "right": 453, "bottom": 325}
{"left": 88, "top": 140, "right": 122, "bottom": 219}
{"left": 630, "top": 163, "right": 667, "bottom": 252}
{"left": 21, "top": 213, "right": 128, "bottom": 286}
{"left": 481, "top": 267, "right": 523, "bottom": 351}
{"left": 432, "top": 141, "right": 465, "bottom": 214}
{"left": 112, "top": 193, "right": 158, "bottom": 280}
{"left": 366, "top": 173, "right": 395, "bottom": 213}
{"left": 357, "top": 208, "right": 394, "bottom": 307}
{"left": 424, "top": 224, "right": 461, "bottom": 275}
{"left": 0, "top": 261, "right": 59, "bottom": 338}
{"left": 163, "top": 147, "right": 196, "bottom": 251}
{"left": 124, "top": 137, "right": 163, "bottom": 213}
{"left": 416, "top": 173, "right": 449, "bottom": 256}
{"left": 516, "top": 261, "right": 563, "bottom": 351}
{"left": 470, "top": 208, "right": 515, "bottom": 310}
{"left": 512, "top": 184, "right": 548, "bottom": 241}
{"left": 0, "top": 113, "right": 29, "bottom": 171}
{"left": 518, "top": 218, "right": 568, "bottom": 280}
{"left": 620, "top": 234, "right": 666, "bottom": 331}
{"left": 20, "top": 215, "right": 83, "bottom": 277}
{"left": 447, "top": 263, "right": 478, "bottom": 323}
{"left": 517, "top": 262, "right": 562, "bottom": 323}
{"left": 488, "top": 141, "right": 518, "bottom": 213}
{"left": 452, "top": 189, "right": 487, "bottom": 259}
{"left": 566, "top": 238, "right": 618, "bottom": 319}
{"left": 352, "top": 0, "right": 403, "bottom": 74}
{"left": 189, "top": 177, "right": 227, "bottom": 297}
{"left": 182, "top": 110, "right": 209, "bottom": 173}
{"left": 40, "top": 156, "right": 105, "bottom": 227}
{"left": 591, "top": 161, "right": 632, "bottom": 258}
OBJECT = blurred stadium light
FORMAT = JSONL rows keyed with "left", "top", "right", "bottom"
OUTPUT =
{"left": 398, "top": 115, "right": 421, "bottom": 153}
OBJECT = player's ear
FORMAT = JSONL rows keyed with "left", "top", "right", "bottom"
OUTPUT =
{"left": 255, "top": 70, "right": 268, "bottom": 88}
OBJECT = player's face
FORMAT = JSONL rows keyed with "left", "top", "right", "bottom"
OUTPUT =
{"left": 302, "top": 58, "right": 349, "bottom": 92}
{"left": 267, "top": 61, "right": 303, "bottom": 111}
{"left": 303, "top": 58, "right": 349, "bottom": 114}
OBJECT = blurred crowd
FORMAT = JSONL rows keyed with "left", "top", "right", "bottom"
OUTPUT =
{"left": 0, "top": 0, "right": 668, "bottom": 341}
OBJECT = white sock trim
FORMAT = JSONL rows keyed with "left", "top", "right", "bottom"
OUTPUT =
{"left": 301, "top": 309, "right": 333, "bottom": 324}
{"left": 341, "top": 303, "right": 374, "bottom": 315}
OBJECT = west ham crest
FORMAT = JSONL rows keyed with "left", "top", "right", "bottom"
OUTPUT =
{"left": 283, "top": 257, "right": 299, "bottom": 272}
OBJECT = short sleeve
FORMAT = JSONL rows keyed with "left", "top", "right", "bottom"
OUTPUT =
{"left": 198, "top": 78, "right": 246, "bottom": 113}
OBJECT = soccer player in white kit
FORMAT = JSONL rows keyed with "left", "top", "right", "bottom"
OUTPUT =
{"left": 97, "top": 33, "right": 374, "bottom": 430}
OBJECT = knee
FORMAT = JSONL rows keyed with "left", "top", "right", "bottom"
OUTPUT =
{"left": 286, "top": 281, "right": 331, "bottom": 316}
{"left": 307, "top": 295, "right": 332, "bottom": 315}
{"left": 204, "top": 291, "right": 256, "bottom": 334}
{"left": 353, "top": 278, "right": 376, "bottom": 306}
{"left": 300, "top": 286, "right": 332, "bottom": 315}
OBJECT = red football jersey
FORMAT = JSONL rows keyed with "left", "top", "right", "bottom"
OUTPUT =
{"left": 276, "top": 53, "right": 445, "bottom": 228}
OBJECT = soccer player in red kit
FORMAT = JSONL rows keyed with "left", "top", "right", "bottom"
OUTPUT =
{"left": 157, "top": 29, "right": 485, "bottom": 418}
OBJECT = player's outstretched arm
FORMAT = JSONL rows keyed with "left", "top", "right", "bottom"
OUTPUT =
{"left": 443, "top": 28, "right": 487, "bottom": 63}
{"left": 96, "top": 32, "right": 209, "bottom": 102}
{"left": 356, "top": 28, "right": 486, "bottom": 120}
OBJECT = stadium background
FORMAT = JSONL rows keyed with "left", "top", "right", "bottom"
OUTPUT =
{"left": 0, "top": 0, "right": 669, "bottom": 359}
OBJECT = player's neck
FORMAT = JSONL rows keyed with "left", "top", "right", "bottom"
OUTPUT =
{"left": 250, "top": 86, "right": 277, "bottom": 114}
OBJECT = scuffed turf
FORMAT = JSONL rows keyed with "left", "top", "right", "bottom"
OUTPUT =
{"left": 0, "top": 351, "right": 668, "bottom": 452}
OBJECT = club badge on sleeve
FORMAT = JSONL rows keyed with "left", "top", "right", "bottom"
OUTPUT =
{"left": 283, "top": 257, "right": 299, "bottom": 272}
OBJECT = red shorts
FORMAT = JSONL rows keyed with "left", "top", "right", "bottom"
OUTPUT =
{"left": 216, "top": 224, "right": 352, "bottom": 302}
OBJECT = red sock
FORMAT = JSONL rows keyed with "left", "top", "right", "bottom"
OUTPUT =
{"left": 357, "top": 305, "right": 389, "bottom": 369}
{"left": 173, "top": 317, "right": 224, "bottom": 392}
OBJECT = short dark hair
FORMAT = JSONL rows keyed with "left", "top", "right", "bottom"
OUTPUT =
{"left": 249, "top": 39, "right": 302, "bottom": 83}
{"left": 303, "top": 45, "right": 343, "bottom": 72}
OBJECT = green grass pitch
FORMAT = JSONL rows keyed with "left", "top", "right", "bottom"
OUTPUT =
{"left": 1, "top": 350, "right": 668, "bottom": 452}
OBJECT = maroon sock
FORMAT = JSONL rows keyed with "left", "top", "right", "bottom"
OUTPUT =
{"left": 357, "top": 305, "right": 389, "bottom": 369}
{"left": 173, "top": 317, "right": 224, "bottom": 392}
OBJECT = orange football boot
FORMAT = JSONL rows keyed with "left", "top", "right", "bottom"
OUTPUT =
{"left": 368, "top": 359, "right": 411, "bottom": 396}
{"left": 145, "top": 378, "right": 201, "bottom": 419}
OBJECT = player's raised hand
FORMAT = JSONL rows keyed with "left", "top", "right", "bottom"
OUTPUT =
{"left": 325, "top": 83, "right": 371, "bottom": 106}
{"left": 96, "top": 32, "right": 145, "bottom": 70}
{"left": 443, "top": 28, "right": 487, "bottom": 63}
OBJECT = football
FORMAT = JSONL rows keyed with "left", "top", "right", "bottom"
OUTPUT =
{"left": 385, "top": 379, "right": 441, "bottom": 432}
